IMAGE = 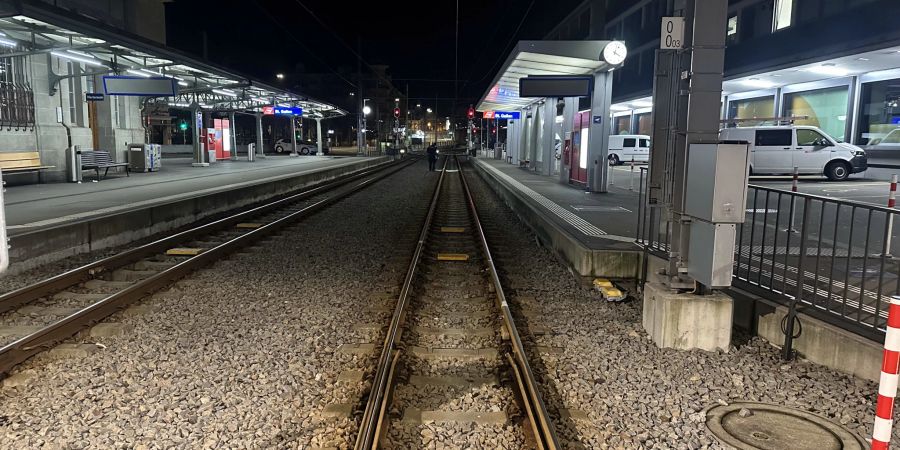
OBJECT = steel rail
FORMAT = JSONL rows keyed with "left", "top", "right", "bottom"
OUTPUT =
{"left": 355, "top": 154, "right": 559, "bottom": 449}
{"left": 0, "top": 158, "right": 418, "bottom": 375}
{"left": 354, "top": 157, "right": 449, "bottom": 450}
{"left": 457, "top": 156, "right": 561, "bottom": 449}
{"left": 0, "top": 160, "right": 400, "bottom": 316}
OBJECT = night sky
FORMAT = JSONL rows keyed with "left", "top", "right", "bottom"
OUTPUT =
{"left": 165, "top": 0, "right": 583, "bottom": 116}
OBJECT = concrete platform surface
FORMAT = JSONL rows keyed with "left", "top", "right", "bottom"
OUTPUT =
{"left": 5, "top": 156, "right": 376, "bottom": 234}
{"left": 473, "top": 158, "right": 640, "bottom": 246}
{"left": 472, "top": 158, "right": 642, "bottom": 278}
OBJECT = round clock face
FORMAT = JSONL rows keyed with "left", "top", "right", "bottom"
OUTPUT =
{"left": 603, "top": 41, "right": 627, "bottom": 65}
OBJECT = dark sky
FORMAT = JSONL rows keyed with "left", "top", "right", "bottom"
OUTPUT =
{"left": 166, "top": 0, "right": 583, "bottom": 114}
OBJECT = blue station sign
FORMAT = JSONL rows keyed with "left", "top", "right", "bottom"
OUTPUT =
{"left": 264, "top": 106, "right": 303, "bottom": 116}
{"left": 484, "top": 111, "right": 520, "bottom": 120}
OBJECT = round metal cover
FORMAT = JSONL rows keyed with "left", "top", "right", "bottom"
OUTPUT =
{"left": 705, "top": 402, "right": 865, "bottom": 450}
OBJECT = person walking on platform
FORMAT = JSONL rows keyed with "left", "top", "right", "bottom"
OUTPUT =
{"left": 426, "top": 142, "right": 438, "bottom": 172}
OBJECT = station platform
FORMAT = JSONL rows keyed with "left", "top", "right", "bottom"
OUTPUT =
{"left": 470, "top": 157, "right": 642, "bottom": 278}
{"left": 6, "top": 155, "right": 390, "bottom": 272}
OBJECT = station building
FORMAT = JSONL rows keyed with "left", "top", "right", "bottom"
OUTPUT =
{"left": 0, "top": 0, "right": 344, "bottom": 184}
{"left": 573, "top": 0, "right": 900, "bottom": 143}
{"left": 509, "top": 0, "right": 900, "bottom": 183}
{"left": 0, "top": 0, "right": 168, "bottom": 182}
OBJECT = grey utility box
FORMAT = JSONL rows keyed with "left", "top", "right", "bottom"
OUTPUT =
{"left": 128, "top": 143, "right": 161, "bottom": 172}
{"left": 684, "top": 143, "right": 750, "bottom": 224}
{"left": 683, "top": 142, "right": 750, "bottom": 288}
{"left": 688, "top": 220, "right": 737, "bottom": 288}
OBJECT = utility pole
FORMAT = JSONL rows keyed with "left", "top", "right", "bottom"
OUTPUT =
{"left": 356, "top": 37, "right": 364, "bottom": 155}
{"left": 643, "top": 0, "right": 749, "bottom": 353}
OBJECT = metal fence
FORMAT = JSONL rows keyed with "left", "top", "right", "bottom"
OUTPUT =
{"left": 637, "top": 168, "right": 900, "bottom": 342}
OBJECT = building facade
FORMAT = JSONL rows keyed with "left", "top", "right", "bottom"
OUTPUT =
{"left": 0, "top": 0, "right": 167, "bottom": 182}
{"left": 546, "top": 0, "right": 900, "bottom": 152}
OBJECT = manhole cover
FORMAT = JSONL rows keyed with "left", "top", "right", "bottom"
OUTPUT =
{"left": 706, "top": 402, "right": 865, "bottom": 450}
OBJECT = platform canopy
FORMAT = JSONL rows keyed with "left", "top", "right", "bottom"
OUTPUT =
{"left": 476, "top": 40, "right": 620, "bottom": 113}
{"left": 0, "top": 0, "right": 346, "bottom": 119}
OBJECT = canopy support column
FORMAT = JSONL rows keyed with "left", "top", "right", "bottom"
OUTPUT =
{"left": 316, "top": 118, "right": 323, "bottom": 155}
{"left": 588, "top": 70, "right": 613, "bottom": 192}
{"left": 191, "top": 104, "right": 208, "bottom": 167}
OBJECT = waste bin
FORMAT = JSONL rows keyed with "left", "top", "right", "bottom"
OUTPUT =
{"left": 65, "top": 145, "right": 83, "bottom": 183}
{"left": 208, "top": 149, "right": 216, "bottom": 163}
{"left": 247, "top": 143, "right": 256, "bottom": 162}
{"left": 127, "top": 143, "right": 161, "bottom": 172}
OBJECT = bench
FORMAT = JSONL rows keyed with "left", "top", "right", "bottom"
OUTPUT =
{"left": 0, "top": 152, "right": 55, "bottom": 183}
{"left": 81, "top": 150, "right": 129, "bottom": 181}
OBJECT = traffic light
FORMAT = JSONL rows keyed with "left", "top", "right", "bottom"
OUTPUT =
{"left": 178, "top": 120, "right": 188, "bottom": 131}
{"left": 393, "top": 107, "right": 400, "bottom": 118}
{"left": 467, "top": 106, "right": 474, "bottom": 120}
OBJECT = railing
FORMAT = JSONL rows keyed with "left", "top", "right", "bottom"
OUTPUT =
{"left": 637, "top": 168, "right": 900, "bottom": 342}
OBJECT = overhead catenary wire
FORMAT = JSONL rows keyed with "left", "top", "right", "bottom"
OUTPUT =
{"left": 250, "top": 0, "right": 356, "bottom": 89}
{"left": 460, "top": 0, "right": 537, "bottom": 94}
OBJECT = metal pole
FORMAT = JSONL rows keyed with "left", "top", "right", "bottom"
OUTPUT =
{"left": 887, "top": 174, "right": 897, "bottom": 257}
{"left": 316, "top": 118, "right": 323, "bottom": 155}
{"left": 190, "top": 103, "right": 208, "bottom": 167}
{"left": 290, "top": 116, "right": 298, "bottom": 156}
{"left": 783, "top": 196, "right": 811, "bottom": 360}
{"left": 357, "top": 37, "right": 364, "bottom": 156}
{"left": 229, "top": 112, "right": 238, "bottom": 161}
{"left": 254, "top": 112, "right": 264, "bottom": 160}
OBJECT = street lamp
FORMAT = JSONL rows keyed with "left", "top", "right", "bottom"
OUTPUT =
{"left": 276, "top": 73, "right": 284, "bottom": 80}
{"left": 363, "top": 105, "right": 372, "bottom": 115}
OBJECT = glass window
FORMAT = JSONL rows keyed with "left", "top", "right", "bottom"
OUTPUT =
{"left": 774, "top": 0, "right": 793, "bottom": 30}
{"left": 613, "top": 115, "right": 631, "bottom": 135}
{"left": 67, "top": 62, "right": 76, "bottom": 124}
{"left": 856, "top": 78, "right": 900, "bottom": 147}
{"left": 727, "top": 16, "right": 738, "bottom": 42}
{"left": 783, "top": 86, "right": 849, "bottom": 142}
{"left": 797, "top": 129, "right": 830, "bottom": 146}
{"left": 635, "top": 112, "right": 652, "bottom": 135}
{"left": 623, "top": 138, "right": 636, "bottom": 147}
{"left": 640, "top": 139, "right": 650, "bottom": 147}
{"left": 728, "top": 96, "right": 775, "bottom": 125}
{"left": 756, "top": 129, "right": 792, "bottom": 146}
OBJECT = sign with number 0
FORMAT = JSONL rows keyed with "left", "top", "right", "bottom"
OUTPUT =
{"left": 661, "top": 17, "right": 684, "bottom": 50}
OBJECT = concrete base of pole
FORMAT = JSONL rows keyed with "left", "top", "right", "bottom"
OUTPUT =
{"left": 191, "top": 163, "right": 210, "bottom": 167}
{"left": 642, "top": 281, "right": 733, "bottom": 352}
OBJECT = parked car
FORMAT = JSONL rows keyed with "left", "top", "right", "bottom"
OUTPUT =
{"left": 870, "top": 128, "right": 900, "bottom": 147}
{"left": 718, "top": 125, "right": 867, "bottom": 181}
{"left": 273, "top": 139, "right": 325, "bottom": 155}
{"left": 607, "top": 134, "right": 650, "bottom": 165}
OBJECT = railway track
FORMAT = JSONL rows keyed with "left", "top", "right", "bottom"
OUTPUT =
{"left": 0, "top": 157, "right": 418, "bottom": 376}
{"left": 355, "top": 155, "right": 559, "bottom": 449}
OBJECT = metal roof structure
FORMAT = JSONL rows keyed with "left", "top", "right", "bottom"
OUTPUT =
{"left": 476, "top": 40, "right": 618, "bottom": 112}
{"left": 0, "top": 0, "right": 346, "bottom": 119}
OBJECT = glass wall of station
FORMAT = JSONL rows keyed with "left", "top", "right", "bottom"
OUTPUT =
{"left": 856, "top": 77, "right": 900, "bottom": 146}
{"left": 783, "top": 86, "right": 849, "bottom": 141}
{"left": 727, "top": 95, "right": 774, "bottom": 125}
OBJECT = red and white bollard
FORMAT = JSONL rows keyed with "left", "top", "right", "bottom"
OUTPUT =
{"left": 886, "top": 175, "right": 897, "bottom": 258}
{"left": 873, "top": 296, "right": 900, "bottom": 450}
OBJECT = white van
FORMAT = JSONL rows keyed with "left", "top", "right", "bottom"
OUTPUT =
{"left": 608, "top": 134, "right": 650, "bottom": 165}
{"left": 718, "top": 125, "right": 867, "bottom": 181}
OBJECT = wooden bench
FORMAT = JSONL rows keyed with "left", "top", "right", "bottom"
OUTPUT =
{"left": 0, "top": 152, "right": 55, "bottom": 183}
{"left": 81, "top": 150, "right": 129, "bottom": 181}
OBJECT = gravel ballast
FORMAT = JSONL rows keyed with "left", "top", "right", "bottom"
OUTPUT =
{"left": 0, "top": 160, "right": 435, "bottom": 449}
{"left": 463, "top": 160, "right": 887, "bottom": 449}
